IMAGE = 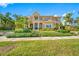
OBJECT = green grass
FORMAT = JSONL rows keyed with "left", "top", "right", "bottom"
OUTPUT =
{"left": 0, "top": 30, "right": 14, "bottom": 32}
{"left": 0, "top": 39, "right": 79, "bottom": 56}
{"left": 39, "top": 31, "right": 74, "bottom": 37}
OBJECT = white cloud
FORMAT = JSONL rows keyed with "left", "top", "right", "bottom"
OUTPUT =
{"left": 0, "top": 3, "right": 12, "bottom": 8}
{"left": 54, "top": 15, "right": 58, "bottom": 17}
{"left": 62, "top": 13, "right": 67, "bottom": 17}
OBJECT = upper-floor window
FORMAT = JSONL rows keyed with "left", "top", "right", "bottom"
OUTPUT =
{"left": 39, "top": 17, "right": 43, "bottom": 20}
{"left": 46, "top": 24, "right": 52, "bottom": 28}
{"left": 45, "top": 17, "right": 50, "bottom": 21}
{"left": 34, "top": 16, "right": 38, "bottom": 20}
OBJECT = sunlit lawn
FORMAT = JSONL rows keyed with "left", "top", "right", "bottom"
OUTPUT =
{"left": 0, "top": 39, "right": 79, "bottom": 56}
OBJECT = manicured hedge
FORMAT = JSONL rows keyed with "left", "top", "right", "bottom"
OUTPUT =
{"left": 15, "top": 28, "right": 32, "bottom": 33}
{"left": 6, "top": 33, "right": 32, "bottom": 38}
{"left": 39, "top": 31, "right": 73, "bottom": 37}
{"left": 57, "top": 30, "right": 70, "bottom": 33}
{"left": 6, "top": 31, "right": 75, "bottom": 38}
{"left": 31, "top": 31, "right": 40, "bottom": 37}
{"left": 0, "top": 35, "right": 3, "bottom": 36}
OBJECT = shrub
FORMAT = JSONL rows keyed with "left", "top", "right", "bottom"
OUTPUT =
{"left": 41, "top": 28, "right": 53, "bottom": 31}
{"left": 31, "top": 31, "right": 40, "bottom": 37}
{"left": 15, "top": 29, "right": 24, "bottom": 33}
{"left": 23, "top": 28, "right": 32, "bottom": 33}
{"left": 0, "top": 34, "right": 3, "bottom": 36}
{"left": 57, "top": 30, "right": 70, "bottom": 33}
{"left": 6, "top": 31, "right": 75, "bottom": 38}
{"left": 0, "top": 27, "right": 6, "bottom": 30}
{"left": 7, "top": 31, "right": 40, "bottom": 38}
{"left": 39, "top": 31, "right": 73, "bottom": 37}
{"left": 6, "top": 33, "right": 32, "bottom": 38}
{"left": 15, "top": 28, "right": 32, "bottom": 33}
{"left": 70, "top": 31, "right": 79, "bottom": 35}
{"left": 65, "top": 26, "right": 77, "bottom": 31}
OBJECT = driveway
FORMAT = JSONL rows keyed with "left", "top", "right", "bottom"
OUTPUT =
{"left": 0, "top": 36, "right": 79, "bottom": 42}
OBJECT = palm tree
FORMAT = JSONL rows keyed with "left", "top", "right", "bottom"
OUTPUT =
{"left": 76, "top": 11, "right": 79, "bottom": 25}
{"left": 62, "top": 12, "right": 75, "bottom": 31}
{"left": 75, "top": 17, "right": 79, "bottom": 25}
{"left": 0, "top": 13, "right": 4, "bottom": 28}
{"left": 0, "top": 13, "right": 7, "bottom": 29}
{"left": 63, "top": 12, "right": 73, "bottom": 26}
{"left": 22, "top": 16, "right": 29, "bottom": 29}
{"left": 13, "top": 14, "right": 29, "bottom": 30}
{"left": 0, "top": 12, "right": 15, "bottom": 30}
{"left": 5, "top": 12, "right": 15, "bottom": 30}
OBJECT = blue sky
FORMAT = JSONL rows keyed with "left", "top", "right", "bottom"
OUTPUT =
{"left": 0, "top": 3, "right": 79, "bottom": 18}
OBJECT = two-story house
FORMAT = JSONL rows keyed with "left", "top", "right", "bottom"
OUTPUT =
{"left": 27, "top": 12, "right": 61, "bottom": 30}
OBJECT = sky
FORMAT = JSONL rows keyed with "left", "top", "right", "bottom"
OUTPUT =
{"left": 0, "top": 3, "right": 79, "bottom": 18}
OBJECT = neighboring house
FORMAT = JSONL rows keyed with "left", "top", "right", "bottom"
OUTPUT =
{"left": 27, "top": 12, "right": 61, "bottom": 30}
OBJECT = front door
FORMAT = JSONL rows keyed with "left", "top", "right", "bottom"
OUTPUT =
{"left": 34, "top": 23, "right": 38, "bottom": 30}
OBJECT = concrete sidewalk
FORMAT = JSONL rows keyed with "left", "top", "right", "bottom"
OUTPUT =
{"left": 0, "top": 36, "right": 79, "bottom": 42}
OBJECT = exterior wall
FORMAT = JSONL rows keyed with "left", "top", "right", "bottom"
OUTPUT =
{"left": 27, "top": 12, "right": 61, "bottom": 30}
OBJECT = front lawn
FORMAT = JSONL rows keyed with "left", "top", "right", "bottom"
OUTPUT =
{"left": 0, "top": 39, "right": 79, "bottom": 56}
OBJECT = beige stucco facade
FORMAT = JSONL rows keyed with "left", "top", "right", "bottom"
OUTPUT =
{"left": 27, "top": 12, "right": 61, "bottom": 30}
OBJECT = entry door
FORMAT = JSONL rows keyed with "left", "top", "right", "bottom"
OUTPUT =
{"left": 34, "top": 23, "right": 38, "bottom": 30}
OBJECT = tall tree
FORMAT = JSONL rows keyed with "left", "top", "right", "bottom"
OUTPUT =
{"left": 63, "top": 13, "right": 73, "bottom": 26}
{"left": 13, "top": 14, "right": 29, "bottom": 30}
{"left": 75, "top": 17, "right": 79, "bottom": 26}
{"left": 0, "top": 12, "right": 15, "bottom": 30}
{"left": 5, "top": 12, "right": 15, "bottom": 30}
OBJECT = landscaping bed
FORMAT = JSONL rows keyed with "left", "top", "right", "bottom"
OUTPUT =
{"left": 6, "top": 31, "right": 76, "bottom": 38}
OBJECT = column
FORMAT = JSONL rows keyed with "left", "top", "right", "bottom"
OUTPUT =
{"left": 38, "top": 22, "right": 39, "bottom": 30}
{"left": 38, "top": 16, "right": 40, "bottom": 30}
{"left": 33, "top": 23, "right": 35, "bottom": 30}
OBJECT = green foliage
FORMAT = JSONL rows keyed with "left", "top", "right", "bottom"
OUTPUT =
{"left": 6, "top": 31, "right": 40, "bottom": 38}
{"left": 6, "top": 31, "right": 74, "bottom": 38}
{"left": 57, "top": 29, "right": 70, "bottom": 33}
{"left": 75, "top": 26, "right": 79, "bottom": 31}
{"left": 31, "top": 31, "right": 40, "bottom": 37}
{"left": 64, "top": 26, "right": 77, "bottom": 31}
{"left": 14, "top": 15, "right": 28, "bottom": 30}
{"left": 6, "top": 33, "right": 32, "bottom": 38}
{"left": 15, "top": 29, "right": 24, "bottom": 33}
{"left": 0, "top": 34, "right": 3, "bottom": 36}
{"left": 0, "top": 27, "right": 6, "bottom": 30}
{"left": 40, "top": 31, "right": 72, "bottom": 37}
{"left": 63, "top": 12, "right": 73, "bottom": 26}
{"left": 15, "top": 28, "right": 32, "bottom": 33}
{"left": 75, "top": 17, "right": 79, "bottom": 25}
{"left": 40, "top": 28, "right": 53, "bottom": 31}
{"left": 23, "top": 28, "right": 32, "bottom": 33}
{"left": 0, "top": 12, "right": 15, "bottom": 30}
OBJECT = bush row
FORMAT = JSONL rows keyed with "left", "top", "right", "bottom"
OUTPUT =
{"left": 57, "top": 30, "right": 70, "bottom": 33}
{"left": 6, "top": 31, "right": 75, "bottom": 38}
{"left": 39, "top": 31, "right": 73, "bottom": 36}
{"left": 15, "top": 28, "right": 32, "bottom": 33}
